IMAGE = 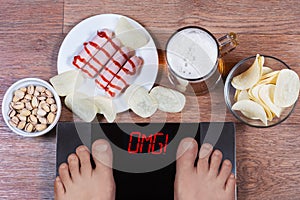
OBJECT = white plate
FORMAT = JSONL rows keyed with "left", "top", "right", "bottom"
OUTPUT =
{"left": 57, "top": 14, "right": 159, "bottom": 113}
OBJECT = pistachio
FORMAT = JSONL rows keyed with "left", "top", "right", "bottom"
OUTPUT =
{"left": 19, "top": 109, "right": 31, "bottom": 117}
{"left": 25, "top": 102, "right": 33, "bottom": 110}
{"left": 8, "top": 109, "right": 16, "bottom": 118}
{"left": 34, "top": 90, "right": 40, "bottom": 97}
{"left": 29, "top": 115, "right": 38, "bottom": 125}
{"left": 32, "top": 96, "right": 39, "bottom": 108}
{"left": 45, "top": 89, "right": 53, "bottom": 97}
{"left": 38, "top": 116, "right": 47, "bottom": 124}
{"left": 47, "top": 112, "right": 55, "bottom": 124}
{"left": 39, "top": 101, "right": 47, "bottom": 108}
{"left": 35, "top": 124, "right": 47, "bottom": 131}
{"left": 32, "top": 108, "right": 38, "bottom": 115}
{"left": 9, "top": 120, "right": 17, "bottom": 127}
{"left": 37, "top": 109, "right": 47, "bottom": 117}
{"left": 27, "top": 85, "right": 35, "bottom": 95}
{"left": 20, "top": 87, "right": 27, "bottom": 93}
{"left": 46, "top": 98, "right": 55, "bottom": 105}
{"left": 12, "top": 102, "right": 25, "bottom": 110}
{"left": 24, "top": 123, "right": 34, "bottom": 132}
{"left": 38, "top": 96, "right": 47, "bottom": 101}
{"left": 13, "top": 95, "right": 20, "bottom": 102}
{"left": 42, "top": 104, "right": 50, "bottom": 112}
{"left": 11, "top": 116, "right": 19, "bottom": 124}
{"left": 21, "top": 99, "right": 28, "bottom": 103}
{"left": 24, "top": 94, "right": 32, "bottom": 100}
{"left": 10, "top": 102, "right": 14, "bottom": 110}
{"left": 50, "top": 104, "right": 57, "bottom": 113}
{"left": 17, "top": 114, "right": 27, "bottom": 122}
{"left": 36, "top": 86, "right": 46, "bottom": 93}
{"left": 17, "top": 121, "right": 26, "bottom": 130}
{"left": 14, "top": 90, "right": 25, "bottom": 99}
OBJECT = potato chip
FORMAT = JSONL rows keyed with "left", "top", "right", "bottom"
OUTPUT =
{"left": 115, "top": 17, "right": 149, "bottom": 49}
{"left": 65, "top": 92, "right": 97, "bottom": 122}
{"left": 93, "top": 96, "right": 116, "bottom": 123}
{"left": 149, "top": 86, "right": 186, "bottom": 113}
{"left": 261, "top": 70, "right": 279, "bottom": 80}
{"left": 262, "top": 66, "right": 273, "bottom": 75}
{"left": 248, "top": 84, "right": 262, "bottom": 101}
{"left": 50, "top": 70, "right": 85, "bottom": 96}
{"left": 259, "top": 84, "right": 282, "bottom": 117}
{"left": 274, "top": 69, "right": 300, "bottom": 107}
{"left": 232, "top": 100, "right": 268, "bottom": 125}
{"left": 234, "top": 90, "right": 241, "bottom": 102}
{"left": 236, "top": 90, "right": 258, "bottom": 119}
{"left": 125, "top": 84, "right": 158, "bottom": 118}
{"left": 257, "top": 75, "right": 278, "bottom": 85}
{"left": 231, "top": 54, "right": 264, "bottom": 90}
{"left": 248, "top": 84, "right": 274, "bottom": 120}
{"left": 240, "top": 110, "right": 259, "bottom": 120}
{"left": 237, "top": 90, "right": 250, "bottom": 101}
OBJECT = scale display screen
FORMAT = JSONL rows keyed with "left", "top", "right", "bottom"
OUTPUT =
{"left": 56, "top": 122, "right": 235, "bottom": 200}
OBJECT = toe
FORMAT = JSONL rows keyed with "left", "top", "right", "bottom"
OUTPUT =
{"left": 76, "top": 145, "right": 92, "bottom": 177}
{"left": 197, "top": 143, "right": 213, "bottom": 174}
{"left": 92, "top": 139, "right": 113, "bottom": 174}
{"left": 68, "top": 153, "right": 80, "bottom": 181}
{"left": 226, "top": 173, "right": 236, "bottom": 197}
{"left": 218, "top": 159, "right": 233, "bottom": 185}
{"left": 209, "top": 150, "right": 223, "bottom": 177}
{"left": 54, "top": 176, "right": 65, "bottom": 200}
{"left": 176, "top": 138, "right": 198, "bottom": 174}
{"left": 58, "top": 163, "right": 72, "bottom": 186}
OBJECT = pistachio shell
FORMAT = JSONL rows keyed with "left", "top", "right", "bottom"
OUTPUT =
{"left": 35, "top": 124, "right": 47, "bottom": 131}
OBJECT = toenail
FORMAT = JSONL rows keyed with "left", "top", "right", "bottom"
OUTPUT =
{"left": 213, "top": 150, "right": 221, "bottom": 157}
{"left": 182, "top": 141, "right": 194, "bottom": 150}
{"left": 230, "top": 173, "right": 235, "bottom": 179}
{"left": 224, "top": 160, "right": 232, "bottom": 166}
{"left": 69, "top": 155, "right": 76, "bottom": 160}
{"left": 199, "top": 143, "right": 213, "bottom": 159}
{"left": 78, "top": 146, "right": 87, "bottom": 152}
{"left": 94, "top": 143, "right": 108, "bottom": 153}
{"left": 60, "top": 163, "right": 67, "bottom": 168}
{"left": 56, "top": 177, "right": 61, "bottom": 182}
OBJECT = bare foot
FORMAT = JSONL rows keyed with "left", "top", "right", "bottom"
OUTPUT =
{"left": 174, "top": 138, "right": 236, "bottom": 200}
{"left": 54, "top": 139, "right": 116, "bottom": 200}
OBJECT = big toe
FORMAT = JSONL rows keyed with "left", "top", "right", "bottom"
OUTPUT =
{"left": 92, "top": 139, "right": 113, "bottom": 174}
{"left": 176, "top": 138, "right": 198, "bottom": 174}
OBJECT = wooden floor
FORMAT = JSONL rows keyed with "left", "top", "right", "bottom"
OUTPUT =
{"left": 0, "top": 0, "right": 300, "bottom": 199}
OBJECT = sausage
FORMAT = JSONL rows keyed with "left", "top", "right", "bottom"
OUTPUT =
{"left": 95, "top": 46, "right": 134, "bottom": 92}
{"left": 72, "top": 29, "right": 113, "bottom": 77}
{"left": 82, "top": 37, "right": 122, "bottom": 78}
{"left": 105, "top": 56, "right": 143, "bottom": 97}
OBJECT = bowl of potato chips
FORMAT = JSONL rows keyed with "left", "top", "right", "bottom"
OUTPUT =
{"left": 225, "top": 54, "right": 299, "bottom": 127}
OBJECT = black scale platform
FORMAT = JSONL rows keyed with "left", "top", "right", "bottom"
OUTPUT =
{"left": 56, "top": 122, "right": 235, "bottom": 200}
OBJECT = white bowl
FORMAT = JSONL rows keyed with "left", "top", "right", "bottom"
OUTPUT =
{"left": 2, "top": 78, "right": 61, "bottom": 137}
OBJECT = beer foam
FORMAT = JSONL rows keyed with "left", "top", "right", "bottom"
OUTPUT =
{"left": 166, "top": 28, "right": 218, "bottom": 79}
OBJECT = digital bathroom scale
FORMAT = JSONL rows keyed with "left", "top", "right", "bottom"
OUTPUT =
{"left": 56, "top": 122, "right": 235, "bottom": 200}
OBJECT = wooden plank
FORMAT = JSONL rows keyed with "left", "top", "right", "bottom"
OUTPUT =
{"left": 236, "top": 123, "right": 300, "bottom": 199}
{"left": 0, "top": 33, "right": 64, "bottom": 88}
{"left": 0, "top": 0, "right": 63, "bottom": 33}
{"left": 63, "top": 0, "right": 300, "bottom": 34}
{"left": 0, "top": 125, "right": 56, "bottom": 199}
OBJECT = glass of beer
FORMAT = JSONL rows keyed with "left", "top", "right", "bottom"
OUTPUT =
{"left": 166, "top": 26, "right": 238, "bottom": 95}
